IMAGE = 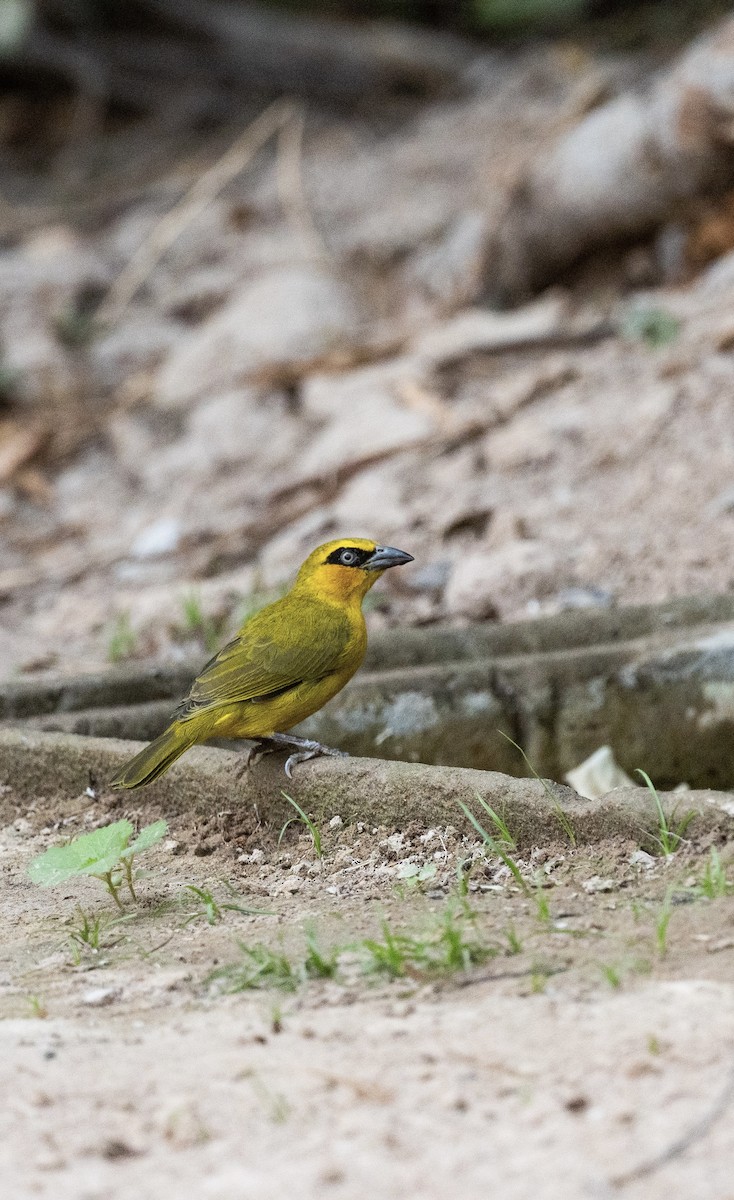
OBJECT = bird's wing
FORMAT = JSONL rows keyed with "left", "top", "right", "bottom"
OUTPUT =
{"left": 175, "top": 598, "right": 355, "bottom": 719}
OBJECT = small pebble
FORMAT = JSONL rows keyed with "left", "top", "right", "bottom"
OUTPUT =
{"left": 629, "top": 850, "right": 655, "bottom": 869}
{"left": 81, "top": 987, "right": 120, "bottom": 1007}
{"left": 582, "top": 876, "right": 617, "bottom": 894}
{"left": 131, "top": 516, "right": 181, "bottom": 559}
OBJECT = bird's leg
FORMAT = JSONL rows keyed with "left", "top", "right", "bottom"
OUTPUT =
{"left": 235, "top": 738, "right": 278, "bottom": 779}
{"left": 266, "top": 732, "right": 348, "bottom": 779}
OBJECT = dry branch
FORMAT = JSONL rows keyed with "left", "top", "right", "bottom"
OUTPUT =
{"left": 98, "top": 98, "right": 296, "bottom": 325}
{"left": 491, "top": 16, "right": 734, "bottom": 300}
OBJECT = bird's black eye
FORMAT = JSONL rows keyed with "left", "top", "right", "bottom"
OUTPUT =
{"left": 324, "top": 545, "right": 371, "bottom": 567}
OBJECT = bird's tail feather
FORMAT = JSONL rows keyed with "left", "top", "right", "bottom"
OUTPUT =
{"left": 109, "top": 723, "right": 191, "bottom": 790}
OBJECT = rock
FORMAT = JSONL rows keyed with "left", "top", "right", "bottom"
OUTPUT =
{"left": 629, "top": 850, "right": 656, "bottom": 869}
{"left": 297, "top": 358, "right": 434, "bottom": 479}
{"left": 156, "top": 265, "right": 365, "bottom": 408}
{"left": 485, "top": 416, "right": 557, "bottom": 471}
{"left": 404, "top": 560, "right": 452, "bottom": 594}
{"left": 131, "top": 517, "right": 182, "bottom": 560}
{"left": 553, "top": 587, "right": 614, "bottom": 611}
{"left": 582, "top": 876, "right": 617, "bottom": 894}
{"left": 330, "top": 460, "right": 410, "bottom": 531}
{"left": 147, "top": 389, "right": 300, "bottom": 487}
{"left": 90, "top": 316, "right": 182, "bottom": 391}
{"left": 81, "top": 986, "right": 121, "bottom": 1007}
{"left": 3, "top": 727, "right": 734, "bottom": 850}
{"left": 410, "top": 294, "right": 565, "bottom": 367}
{"left": 278, "top": 875, "right": 304, "bottom": 894}
{"left": 407, "top": 210, "right": 489, "bottom": 308}
{"left": 443, "top": 542, "right": 556, "bottom": 619}
{"left": 329, "top": 815, "right": 343, "bottom": 829}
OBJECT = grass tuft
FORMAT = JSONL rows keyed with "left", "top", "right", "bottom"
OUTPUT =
{"left": 655, "top": 888, "right": 675, "bottom": 958}
{"left": 498, "top": 731, "right": 576, "bottom": 846}
{"left": 26, "top": 994, "right": 48, "bottom": 1019}
{"left": 179, "top": 591, "right": 221, "bottom": 652}
{"left": 279, "top": 793, "right": 322, "bottom": 858}
{"left": 696, "top": 847, "right": 733, "bottom": 898}
{"left": 182, "top": 883, "right": 272, "bottom": 926}
{"left": 107, "top": 612, "right": 137, "bottom": 663}
{"left": 600, "top": 962, "right": 622, "bottom": 989}
{"left": 457, "top": 798, "right": 529, "bottom": 895}
{"left": 635, "top": 769, "right": 695, "bottom": 856}
{"left": 361, "top": 906, "right": 493, "bottom": 979}
{"left": 303, "top": 928, "right": 339, "bottom": 979}
{"left": 208, "top": 943, "right": 299, "bottom": 993}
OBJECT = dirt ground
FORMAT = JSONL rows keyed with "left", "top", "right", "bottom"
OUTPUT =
{"left": 2, "top": 786, "right": 734, "bottom": 1199}
{"left": 6, "top": 32, "right": 734, "bottom": 680}
{"left": 4, "top": 15, "right": 734, "bottom": 1198}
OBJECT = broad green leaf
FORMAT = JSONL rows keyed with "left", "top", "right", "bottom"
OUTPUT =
{"left": 122, "top": 819, "right": 168, "bottom": 858}
{"left": 28, "top": 820, "right": 133, "bottom": 887}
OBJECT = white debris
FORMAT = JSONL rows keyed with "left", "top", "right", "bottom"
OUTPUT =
{"left": 565, "top": 745, "right": 635, "bottom": 800}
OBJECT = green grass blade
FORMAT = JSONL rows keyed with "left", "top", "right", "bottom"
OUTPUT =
{"left": 457, "top": 799, "right": 529, "bottom": 895}
{"left": 497, "top": 730, "right": 576, "bottom": 846}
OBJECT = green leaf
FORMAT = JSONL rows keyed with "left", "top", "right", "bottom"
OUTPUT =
{"left": 122, "top": 819, "right": 169, "bottom": 858}
{"left": 29, "top": 820, "right": 133, "bottom": 887}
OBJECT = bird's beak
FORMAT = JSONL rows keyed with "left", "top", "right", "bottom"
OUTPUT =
{"left": 363, "top": 546, "right": 414, "bottom": 571}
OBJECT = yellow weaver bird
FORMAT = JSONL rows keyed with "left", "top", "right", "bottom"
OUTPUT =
{"left": 110, "top": 538, "right": 413, "bottom": 788}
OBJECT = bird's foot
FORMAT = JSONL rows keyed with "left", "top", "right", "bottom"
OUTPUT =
{"left": 235, "top": 738, "right": 277, "bottom": 779}
{"left": 284, "top": 745, "right": 348, "bottom": 779}
{"left": 265, "top": 733, "right": 348, "bottom": 779}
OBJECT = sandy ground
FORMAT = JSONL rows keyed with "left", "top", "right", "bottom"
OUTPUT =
{"left": 3, "top": 22, "right": 734, "bottom": 1199}
{"left": 2, "top": 789, "right": 734, "bottom": 1200}
{"left": 5, "top": 36, "right": 734, "bottom": 680}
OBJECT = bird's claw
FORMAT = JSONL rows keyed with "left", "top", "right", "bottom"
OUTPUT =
{"left": 283, "top": 742, "right": 348, "bottom": 779}
{"left": 238, "top": 735, "right": 347, "bottom": 779}
{"left": 235, "top": 739, "right": 274, "bottom": 779}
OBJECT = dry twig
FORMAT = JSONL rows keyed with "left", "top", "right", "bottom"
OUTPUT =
{"left": 276, "top": 110, "right": 329, "bottom": 262}
{"left": 98, "top": 97, "right": 296, "bottom": 325}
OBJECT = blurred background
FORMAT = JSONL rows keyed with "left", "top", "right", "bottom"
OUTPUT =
{"left": 3, "top": 0, "right": 734, "bottom": 677}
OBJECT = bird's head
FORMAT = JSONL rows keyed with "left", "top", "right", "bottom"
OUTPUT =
{"left": 294, "top": 538, "right": 414, "bottom": 603}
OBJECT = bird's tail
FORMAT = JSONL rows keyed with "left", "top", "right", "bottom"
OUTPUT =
{"left": 109, "top": 723, "right": 192, "bottom": 790}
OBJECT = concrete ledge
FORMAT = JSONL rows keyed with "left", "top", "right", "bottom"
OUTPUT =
{"left": 1, "top": 728, "right": 732, "bottom": 850}
{"left": 7, "top": 594, "right": 734, "bottom": 788}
